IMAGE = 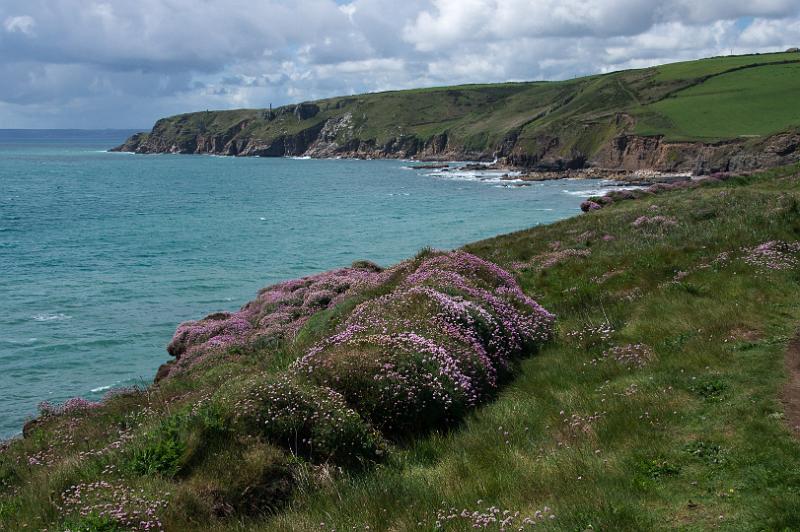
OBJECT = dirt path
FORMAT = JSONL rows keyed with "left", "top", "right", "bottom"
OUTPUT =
{"left": 782, "top": 333, "right": 800, "bottom": 436}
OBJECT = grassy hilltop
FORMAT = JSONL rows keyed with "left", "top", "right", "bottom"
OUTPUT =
{"left": 5, "top": 163, "right": 800, "bottom": 530}
{"left": 114, "top": 52, "right": 800, "bottom": 171}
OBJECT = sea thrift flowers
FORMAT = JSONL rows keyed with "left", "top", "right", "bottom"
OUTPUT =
{"left": 59, "top": 481, "right": 168, "bottom": 531}
{"left": 434, "top": 502, "right": 556, "bottom": 529}
{"left": 631, "top": 215, "right": 677, "bottom": 229}
{"left": 295, "top": 251, "right": 554, "bottom": 435}
{"left": 232, "top": 376, "right": 384, "bottom": 464}
{"left": 741, "top": 240, "right": 800, "bottom": 271}
{"left": 38, "top": 397, "right": 102, "bottom": 416}
{"left": 163, "top": 262, "right": 389, "bottom": 377}
{"left": 602, "top": 343, "right": 654, "bottom": 368}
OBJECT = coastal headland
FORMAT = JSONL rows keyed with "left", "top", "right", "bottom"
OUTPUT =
{"left": 113, "top": 52, "right": 800, "bottom": 179}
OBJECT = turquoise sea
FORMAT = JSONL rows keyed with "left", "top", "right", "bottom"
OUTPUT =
{"left": 0, "top": 129, "right": 619, "bottom": 438}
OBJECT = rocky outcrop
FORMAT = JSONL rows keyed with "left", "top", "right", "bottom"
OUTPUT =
{"left": 593, "top": 130, "right": 800, "bottom": 174}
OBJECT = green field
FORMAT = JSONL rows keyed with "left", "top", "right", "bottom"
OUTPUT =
{"left": 635, "top": 62, "right": 800, "bottom": 140}
{"left": 5, "top": 165, "right": 800, "bottom": 530}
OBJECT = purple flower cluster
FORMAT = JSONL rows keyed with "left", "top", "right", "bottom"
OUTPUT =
{"left": 580, "top": 174, "right": 733, "bottom": 213}
{"left": 295, "top": 251, "right": 554, "bottom": 434}
{"left": 565, "top": 322, "right": 614, "bottom": 350}
{"left": 38, "top": 397, "right": 102, "bottom": 417}
{"left": 561, "top": 410, "right": 606, "bottom": 436}
{"left": 59, "top": 480, "right": 168, "bottom": 531}
{"left": 742, "top": 240, "right": 800, "bottom": 271}
{"left": 231, "top": 376, "right": 383, "bottom": 464}
{"left": 631, "top": 215, "right": 678, "bottom": 229}
{"left": 601, "top": 343, "right": 654, "bottom": 368}
{"left": 434, "top": 502, "right": 556, "bottom": 529}
{"left": 163, "top": 262, "right": 389, "bottom": 377}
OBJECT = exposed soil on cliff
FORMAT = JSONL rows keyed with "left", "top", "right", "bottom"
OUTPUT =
{"left": 782, "top": 332, "right": 800, "bottom": 437}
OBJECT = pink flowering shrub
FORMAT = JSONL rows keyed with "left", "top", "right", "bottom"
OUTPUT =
{"left": 59, "top": 481, "right": 168, "bottom": 531}
{"left": 433, "top": 502, "right": 556, "bottom": 529}
{"left": 741, "top": 240, "right": 800, "bottom": 271}
{"left": 602, "top": 343, "right": 654, "bottom": 368}
{"left": 565, "top": 322, "right": 614, "bottom": 350}
{"left": 295, "top": 251, "right": 554, "bottom": 435}
{"left": 631, "top": 215, "right": 678, "bottom": 229}
{"left": 232, "top": 376, "right": 384, "bottom": 465}
{"left": 38, "top": 397, "right": 102, "bottom": 417}
{"left": 163, "top": 262, "right": 389, "bottom": 378}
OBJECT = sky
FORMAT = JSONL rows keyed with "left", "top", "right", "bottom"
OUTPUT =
{"left": 1, "top": 0, "right": 799, "bottom": 128}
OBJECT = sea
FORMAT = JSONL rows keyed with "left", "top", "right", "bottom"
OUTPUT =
{"left": 0, "top": 129, "right": 622, "bottom": 438}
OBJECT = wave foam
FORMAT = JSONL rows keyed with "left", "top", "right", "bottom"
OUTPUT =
{"left": 32, "top": 313, "right": 71, "bottom": 322}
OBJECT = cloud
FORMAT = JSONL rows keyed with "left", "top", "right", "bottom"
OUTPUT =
{"left": 4, "top": 15, "right": 36, "bottom": 35}
{"left": 0, "top": 0, "right": 798, "bottom": 127}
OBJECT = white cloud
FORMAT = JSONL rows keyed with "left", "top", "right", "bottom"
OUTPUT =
{"left": 0, "top": 0, "right": 798, "bottom": 127}
{"left": 4, "top": 15, "right": 36, "bottom": 35}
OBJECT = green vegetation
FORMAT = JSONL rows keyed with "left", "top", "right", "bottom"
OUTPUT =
{"left": 5, "top": 164, "right": 800, "bottom": 530}
{"left": 120, "top": 52, "right": 800, "bottom": 164}
{"left": 635, "top": 62, "right": 800, "bottom": 140}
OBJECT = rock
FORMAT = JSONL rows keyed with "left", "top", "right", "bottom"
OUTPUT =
{"left": 109, "top": 131, "right": 148, "bottom": 152}
{"left": 22, "top": 417, "right": 40, "bottom": 438}
{"left": 293, "top": 103, "right": 320, "bottom": 121}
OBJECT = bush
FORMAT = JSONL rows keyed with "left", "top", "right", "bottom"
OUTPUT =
{"left": 643, "top": 458, "right": 680, "bottom": 479}
{"left": 233, "top": 376, "right": 384, "bottom": 466}
{"left": 684, "top": 440, "right": 725, "bottom": 465}
{"left": 295, "top": 251, "right": 554, "bottom": 436}
{"left": 690, "top": 377, "right": 727, "bottom": 400}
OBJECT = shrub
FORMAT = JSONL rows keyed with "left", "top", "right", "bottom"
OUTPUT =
{"left": 684, "top": 440, "right": 725, "bottom": 465}
{"left": 233, "top": 376, "right": 384, "bottom": 466}
{"left": 163, "top": 263, "right": 390, "bottom": 378}
{"left": 173, "top": 440, "right": 295, "bottom": 519}
{"left": 296, "top": 251, "right": 554, "bottom": 435}
{"left": 690, "top": 377, "right": 727, "bottom": 400}
{"left": 38, "top": 397, "right": 102, "bottom": 417}
{"left": 643, "top": 458, "right": 680, "bottom": 479}
{"left": 60, "top": 481, "right": 168, "bottom": 531}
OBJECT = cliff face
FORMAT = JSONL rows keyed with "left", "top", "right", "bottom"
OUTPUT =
{"left": 592, "top": 130, "right": 800, "bottom": 174}
{"left": 113, "top": 112, "right": 486, "bottom": 161}
{"left": 112, "top": 112, "right": 800, "bottom": 174}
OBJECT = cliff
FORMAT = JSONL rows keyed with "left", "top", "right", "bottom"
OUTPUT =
{"left": 112, "top": 52, "right": 800, "bottom": 173}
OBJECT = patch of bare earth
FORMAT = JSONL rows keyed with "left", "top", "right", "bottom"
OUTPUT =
{"left": 782, "top": 333, "right": 800, "bottom": 436}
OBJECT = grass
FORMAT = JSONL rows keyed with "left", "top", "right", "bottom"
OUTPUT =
{"left": 635, "top": 62, "right": 800, "bottom": 140}
{"left": 123, "top": 51, "right": 800, "bottom": 161}
{"left": 4, "top": 165, "right": 800, "bottom": 530}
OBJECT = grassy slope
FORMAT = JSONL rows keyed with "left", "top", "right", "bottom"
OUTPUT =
{"left": 249, "top": 165, "right": 800, "bottom": 531}
{"left": 634, "top": 61, "right": 800, "bottom": 140}
{"left": 137, "top": 52, "right": 800, "bottom": 157}
{"left": 4, "top": 166, "right": 800, "bottom": 530}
